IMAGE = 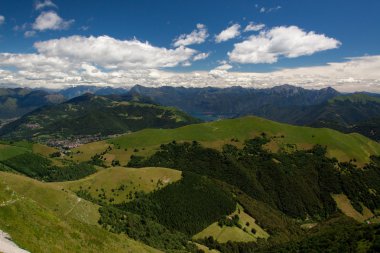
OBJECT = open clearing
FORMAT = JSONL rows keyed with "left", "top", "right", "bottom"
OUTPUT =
{"left": 332, "top": 194, "right": 375, "bottom": 222}
{"left": 53, "top": 167, "right": 182, "bottom": 204}
{"left": 193, "top": 204, "right": 269, "bottom": 243}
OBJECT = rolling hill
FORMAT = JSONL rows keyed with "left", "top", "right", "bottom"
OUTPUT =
{"left": 2, "top": 116, "right": 380, "bottom": 252}
{"left": 0, "top": 93, "right": 200, "bottom": 142}
{"left": 106, "top": 116, "right": 380, "bottom": 165}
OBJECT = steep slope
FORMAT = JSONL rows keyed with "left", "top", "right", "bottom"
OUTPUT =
{"left": 0, "top": 93, "right": 200, "bottom": 141}
{"left": 0, "top": 172, "right": 161, "bottom": 253}
{"left": 0, "top": 87, "right": 64, "bottom": 120}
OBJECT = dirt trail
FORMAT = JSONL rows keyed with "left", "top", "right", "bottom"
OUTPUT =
{"left": 64, "top": 198, "right": 82, "bottom": 216}
{"left": 0, "top": 230, "right": 30, "bottom": 253}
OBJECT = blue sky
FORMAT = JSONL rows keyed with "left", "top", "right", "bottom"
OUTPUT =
{"left": 0, "top": 0, "right": 380, "bottom": 92}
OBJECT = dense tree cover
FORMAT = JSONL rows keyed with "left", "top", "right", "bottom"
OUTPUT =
{"left": 214, "top": 180, "right": 302, "bottom": 245}
{"left": 259, "top": 217, "right": 380, "bottom": 253}
{"left": 197, "top": 236, "right": 258, "bottom": 253}
{"left": 98, "top": 206, "right": 196, "bottom": 252}
{"left": 197, "top": 216, "right": 380, "bottom": 253}
{"left": 115, "top": 172, "right": 236, "bottom": 235}
{"left": 127, "top": 138, "right": 380, "bottom": 219}
{"left": 97, "top": 172, "right": 234, "bottom": 251}
{"left": 218, "top": 214, "right": 241, "bottom": 228}
{"left": 0, "top": 153, "right": 96, "bottom": 181}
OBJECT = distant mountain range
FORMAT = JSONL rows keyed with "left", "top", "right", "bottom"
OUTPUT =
{"left": 0, "top": 88, "right": 64, "bottom": 120}
{"left": 1, "top": 84, "right": 380, "bottom": 142}
{"left": 58, "top": 85, "right": 129, "bottom": 99}
{"left": 0, "top": 86, "right": 128, "bottom": 121}
{"left": 0, "top": 93, "right": 200, "bottom": 142}
{"left": 130, "top": 85, "right": 380, "bottom": 142}
{"left": 130, "top": 84, "right": 340, "bottom": 120}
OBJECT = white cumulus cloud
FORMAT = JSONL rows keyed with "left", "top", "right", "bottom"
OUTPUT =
{"left": 24, "top": 31, "right": 36, "bottom": 38}
{"left": 0, "top": 15, "right": 5, "bottom": 25}
{"left": 193, "top": 52, "right": 210, "bottom": 61}
{"left": 34, "top": 35, "right": 198, "bottom": 69}
{"left": 244, "top": 22, "right": 265, "bottom": 32}
{"left": 209, "top": 63, "right": 233, "bottom": 78}
{"left": 215, "top": 24, "right": 241, "bottom": 43}
{"left": 173, "top": 23, "right": 208, "bottom": 47}
{"left": 258, "top": 5, "right": 282, "bottom": 13}
{"left": 35, "top": 0, "right": 57, "bottom": 10}
{"left": 33, "top": 11, "right": 74, "bottom": 31}
{"left": 229, "top": 25, "right": 341, "bottom": 64}
{"left": 0, "top": 53, "right": 380, "bottom": 92}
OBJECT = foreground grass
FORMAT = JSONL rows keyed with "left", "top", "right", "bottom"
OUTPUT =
{"left": 0, "top": 172, "right": 161, "bottom": 253}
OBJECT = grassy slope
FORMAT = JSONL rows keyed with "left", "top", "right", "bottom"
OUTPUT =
{"left": 193, "top": 204, "right": 269, "bottom": 243}
{"left": 108, "top": 116, "right": 380, "bottom": 165}
{"left": 53, "top": 167, "right": 182, "bottom": 204}
{"left": 0, "top": 141, "right": 58, "bottom": 161}
{"left": 330, "top": 93, "right": 380, "bottom": 104}
{"left": 0, "top": 172, "right": 161, "bottom": 253}
{"left": 0, "top": 141, "right": 33, "bottom": 161}
{"left": 331, "top": 194, "right": 375, "bottom": 223}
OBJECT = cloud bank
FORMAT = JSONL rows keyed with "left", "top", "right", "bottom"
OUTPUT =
{"left": 0, "top": 21, "right": 377, "bottom": 92}
{"left": 0, "top": 44, "right": 379, "bottom": 92}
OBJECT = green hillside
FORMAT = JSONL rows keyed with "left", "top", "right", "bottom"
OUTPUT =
{"left": 300, "top": 93, "right": 380, "bottom": 142}
{"left": 329, "top": 93, "right": 380, "bottom": 104}
{"left": 53, "top": 167, "right": 182, "bottom": 204}
{"left": 0, "top": 93, "right": 200, "bottom": 142}
{"left": 0, "top": 171, "right": 161, "bottom": 253}
{"left": 109, "top": 116, "right": 380, "bottom": 166}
